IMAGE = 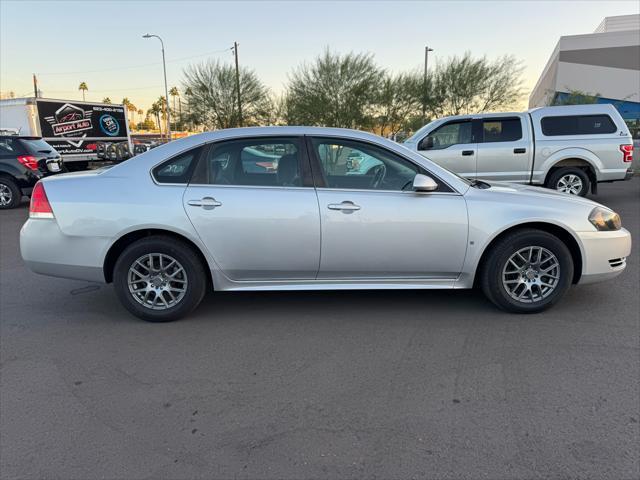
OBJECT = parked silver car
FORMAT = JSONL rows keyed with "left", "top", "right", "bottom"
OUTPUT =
{"left": 20, "top": 127, "right": 631, "bottom": 322}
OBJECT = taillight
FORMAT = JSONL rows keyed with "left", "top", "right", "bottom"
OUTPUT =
{"left": 29, "top": 182, "right": 54, "bottom": 218}
{"left": 17, "top": 155, "right": 39, "bottom": 170}
{"left": 620, "top": 144, "right": 633, "bottom": 163}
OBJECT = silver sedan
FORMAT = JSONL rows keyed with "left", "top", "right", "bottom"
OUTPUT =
{"left": 20, "top": 127, "right": 632, "bottom": 322}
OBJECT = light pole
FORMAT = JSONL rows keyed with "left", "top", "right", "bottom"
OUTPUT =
{"left": 143, "top": 33, "right": 172, "bottom": 141}
{"left": 422, "top": 46, "right": 434, "bottom": 123}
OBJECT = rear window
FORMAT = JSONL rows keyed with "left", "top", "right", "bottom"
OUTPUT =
{"left": 541, "top": 115, "right": 617, "bottom": 136}
{"left": 19, "top": 138, "right": 56, "bottom": 155}
{"left": 152, "top": 147, "right": 202, "bottom": 184}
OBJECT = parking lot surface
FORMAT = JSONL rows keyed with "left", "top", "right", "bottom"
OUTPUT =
{"left": 1, "top": 179, "right": 639, "bottom": 480}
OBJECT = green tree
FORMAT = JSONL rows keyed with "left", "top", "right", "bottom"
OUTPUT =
{"left": 375, "top": 73, "right": 422, "bottom": 136}
{"left": 182, "top": 60, "right": 272, "bottom": 129}
{"left": 147, "top": 102, "right": 162, "bottom": 136}
{"left": 283, "top": 50, "right": 383, "bottom": 129}
{"left": 122, "top": 98, "right": 137, "bottom": 125}
{"left": 169, "top": 86, "right": 179, "bottom": 128}
{"left": 419, "top": 53, "right": 524, "bottom": 118}
{"left": 78, "top": 82, "right": 88, "bottom": 101}
{"left": 102, "top": 97, "right": 112, "bottom": 104}
{"left": 138, "top": 115, "right": 156, "bottom": 130}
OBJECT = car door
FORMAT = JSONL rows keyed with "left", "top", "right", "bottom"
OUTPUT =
{"left": 308, "top": 136, "right": 468, "bottom": 280}
{"left": 475, "top": 116, "right": 532, "bottom": 182}
{"left": 182, "top": 136, "right": 320, "bottom": 281}
{"left": 416, "top": 119, "right": 477, "bottom": 178}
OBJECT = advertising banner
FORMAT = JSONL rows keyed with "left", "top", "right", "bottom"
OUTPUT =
{"left": 36, "top": 99, "right": 129, "bottom": 156}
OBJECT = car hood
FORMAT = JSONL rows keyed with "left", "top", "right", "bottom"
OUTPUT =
{"left": 481, "top": 180, "right": 603, "bottom": 209}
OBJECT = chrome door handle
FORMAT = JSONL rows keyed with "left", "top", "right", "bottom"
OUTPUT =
{"left": 188, "top": 197, "right": 222, "bottom": 209}
{"left": 328, "top": 201, "right": 361, "bottom": 212}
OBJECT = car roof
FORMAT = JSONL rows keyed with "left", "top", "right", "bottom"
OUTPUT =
{"left": 182, "top": 126, "right": 387, "bottom": 144}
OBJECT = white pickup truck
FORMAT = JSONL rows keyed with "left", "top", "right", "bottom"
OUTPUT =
{"left": 404, "top": 104, "right": 634, "bottom": 196}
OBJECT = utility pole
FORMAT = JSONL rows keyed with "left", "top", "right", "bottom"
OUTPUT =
{"left": 422, "top": 46, "right": 434, "bottom": 123}
{"left": 233, "top": 42, "right": 243, "bottom": 127}
{"left": 32, "top": 74, "right": 38, "bottom": 98}
{"left": 143, "top": 34, "right": 172, "bottom": 141}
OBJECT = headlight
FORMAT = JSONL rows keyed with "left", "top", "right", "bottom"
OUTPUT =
{"left": 588, "top": 207, "right": 621, "bottom": 231}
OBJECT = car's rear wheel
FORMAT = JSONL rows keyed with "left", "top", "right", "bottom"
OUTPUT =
{"left": 547, "top": 167, "right": 590, "bottom": 196}
{"left": 0, "top": 177, "right": 21, "bottom": 209}
{"left": 113, "top": 236, "right": 207, "bottom": 322}
{"left": 480, "top": 229, "right": 574, "bottom": 313}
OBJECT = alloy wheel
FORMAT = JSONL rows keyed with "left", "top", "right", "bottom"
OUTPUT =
{"left": 0, "top": 184, "right": 12, "bottom": 206}
{"left": 556, "top": 174, "right": 583, "bottom": 195}
{"left": 127, "top": 253, "right": 188, "bottom": 310}
{"left": 502, "top": 246, "right": 561, "bottom": 303}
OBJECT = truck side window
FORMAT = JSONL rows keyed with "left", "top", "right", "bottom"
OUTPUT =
{"left": 541, "top": 115, "right": 616, "bottom": 136}
{"left": 420, "top": 121, "right": 472, "bottom": 150}
{"left": 482, "top": 118, "right": 522, "bottom": 142}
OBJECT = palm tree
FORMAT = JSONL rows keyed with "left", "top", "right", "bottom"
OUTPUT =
{"left": 169, "top": 87, "right": 179, "bottom": 129}
{"left": 122, "top": 98, "right": 137, "bottom": 125}
{"left": 148, "top": 102, "right": 162, "bottom": 139}
{"left": 157, "top": 96, "right": 168, "bottom": 139}
{"left": 137, "top": 109, "right": 144, "bottom": 128}
{"left": 102, "top": 97, "right": 112, "bottom": 104}
{"left": 78, "top": 82, "right": 88, "bottom": 101}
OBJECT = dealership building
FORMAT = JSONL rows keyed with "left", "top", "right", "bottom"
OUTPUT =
{"left": 529, "top": 14, "right": 640, "bottom": 138}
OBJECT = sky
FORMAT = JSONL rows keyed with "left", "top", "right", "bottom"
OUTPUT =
{"left": 1, "top": 0, "right": 639, "bottom": 112}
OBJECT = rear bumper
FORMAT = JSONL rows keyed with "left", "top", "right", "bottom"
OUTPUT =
{"left": 624, "top": 168, "right": 634, "bottom": 180}
{"left": 577, "top": 228, "right": 632, "bottom": 285}
{"left": 20, "top": 218, "right": 108, "bottom": 283}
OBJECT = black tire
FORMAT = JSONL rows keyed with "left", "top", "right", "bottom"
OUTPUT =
{"left": 113, "top": 236, "right": 207, "bottom": 322}
{"left": 0, "top": 177, "right": 21, "bottom": 209}
{"left": 479, "top": 229, "right": 574, "bottom": 313}
{"left": 546, "top": 167, "right": 590, "bottom": 197}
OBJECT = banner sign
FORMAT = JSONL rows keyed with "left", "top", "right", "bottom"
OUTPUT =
{"left": 36, "top": 99, "right": 128, "bottom": 155}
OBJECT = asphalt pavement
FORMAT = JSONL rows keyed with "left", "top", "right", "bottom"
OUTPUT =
{"left": 1, "top": 179, "right": 638, "bottom": 480}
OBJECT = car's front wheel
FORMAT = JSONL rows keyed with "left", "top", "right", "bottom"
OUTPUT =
{"left": 479, "top": 229, "right": 574, "bottom": 313}
{"left": 113, "top": 236, "right": 207, "bottom": 322}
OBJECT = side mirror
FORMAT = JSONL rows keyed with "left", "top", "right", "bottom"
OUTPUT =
{"left": 419, "top": 136, "right": 434, "bottom": 150}
{"left": 412, "top": 173, "right": 438, "bottom": 192}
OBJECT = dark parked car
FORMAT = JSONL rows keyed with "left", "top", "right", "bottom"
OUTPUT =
{"left": 0, "top": 136, "right": 64, "bottom": 209}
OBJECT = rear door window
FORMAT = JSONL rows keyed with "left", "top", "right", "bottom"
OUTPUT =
{"left": 192, "top": 137, "right": 305, "bottom": 187}
{"left": 541, "top": 115, "right": 617, "bottom": 136}
{"left": 0, "top": 138, "right": 19, "bottom": 156}
{"left": 481, "top": 118, "right": 522, "bottom": 142}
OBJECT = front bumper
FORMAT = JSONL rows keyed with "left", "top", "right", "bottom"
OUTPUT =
{"left": 576, "top": 228, "right": 632, "bottom": 284}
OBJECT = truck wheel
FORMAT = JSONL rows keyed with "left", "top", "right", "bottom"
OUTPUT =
{"left": 0, "top": 177, "right": 21, "bottom": 209}
{"left": 480, "top": 229, "right": 573, "bottom": 313}
{"left": 113, "top": 236, "right": 207, "bottom": 322}
{"left": 547, "top": 168, "right": 590, "bottom": 196}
